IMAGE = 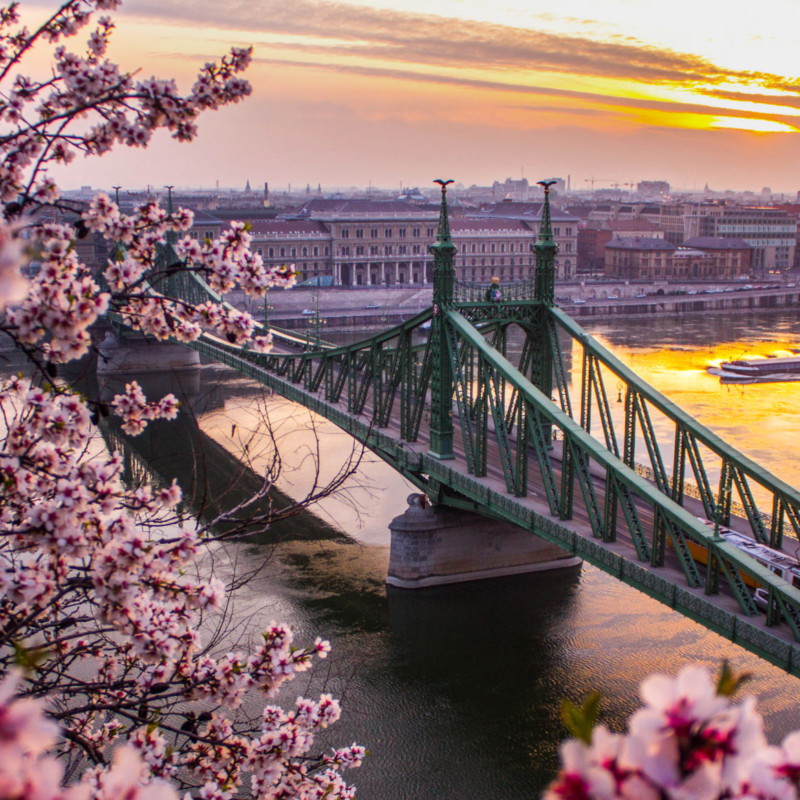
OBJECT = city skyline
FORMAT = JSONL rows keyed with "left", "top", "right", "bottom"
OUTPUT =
{"left": 27, "top": 0, "right": 800, "bottom": 194}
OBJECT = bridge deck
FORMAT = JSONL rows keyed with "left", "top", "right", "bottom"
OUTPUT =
{"left": 192, "top": 333, "right": 800, "bottom": 674}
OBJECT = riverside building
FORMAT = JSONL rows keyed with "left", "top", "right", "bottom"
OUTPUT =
{"left": 604, "top": 236, "right": 751, "bottom": 280}
{"left": 683, "top": 204, "right": 795, "bottom": 274}
{"left": 188, "top": 198, "right": 579, "bottom": 286}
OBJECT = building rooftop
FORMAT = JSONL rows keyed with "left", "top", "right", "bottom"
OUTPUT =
{"left": 453, "top": 218, "right": 534, "bottom": 233}
{"left": 683, "top": 236, "right": 751, "bottom": 250}
{"left": 475, "top": 200, "right": 578, "bottom": 222}
{"left": 246, "top": 219, "right": 330, "bottom": 236}
{"left": 605, "top": 237, "right": 677, "bottom": 251}
{"left": 190, "top": 209, "right": 224, "bottom": 223}
{"left": 286, "top": 198, "right": 438, "bottom": 218}
{"left": 603, "top": 219, "right": 661, "bottom": 232}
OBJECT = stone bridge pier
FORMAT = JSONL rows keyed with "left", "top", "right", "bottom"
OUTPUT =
{"left": 387, "top": 494, "right": 581, "bottom": 588}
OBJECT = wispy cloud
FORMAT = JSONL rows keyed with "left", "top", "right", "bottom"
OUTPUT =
{"left": 122, "top": 0, "right": 777, "bottom": 88}
{"left": 251, "top": 55, "right": 800, "bottom": 131}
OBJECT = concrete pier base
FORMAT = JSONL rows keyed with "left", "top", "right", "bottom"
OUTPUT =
{"left": 387, "top": 494, "right": 581, "bottom": 588}
{"left": 97, "top": 331, "right": 200, "bottom": 375}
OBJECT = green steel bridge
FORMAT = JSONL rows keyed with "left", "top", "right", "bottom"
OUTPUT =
{"left": 150, "top": 180, "right": 800, "bottom": 677}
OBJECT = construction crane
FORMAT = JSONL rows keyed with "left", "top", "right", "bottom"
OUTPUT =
{"left": 584, "top": 177, "right": 616, "bottom": 191}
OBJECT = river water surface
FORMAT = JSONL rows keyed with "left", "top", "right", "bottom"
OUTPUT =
{"left": 115, "top": 308, "right": 800, "bottom": 799}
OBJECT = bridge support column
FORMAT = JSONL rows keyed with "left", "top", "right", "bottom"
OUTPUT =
{"left": 387, "top": 494, "right": 581, "bottom": 588}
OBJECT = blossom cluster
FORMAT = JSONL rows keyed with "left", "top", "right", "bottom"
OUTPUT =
{"left": 545, "top": 663, "right": 800, "bottom": 800}
{"left": 0, "top": 0, "right": 250, "bottom": 208}
{"left": 1, "top": 290, "right": 358, "bottom": 798}
{"left": 3, "top": 192, "right": 292, "bottom": 366}
{"left": 0, "top": 0, "right": 283, "bottom": 364}
{"left": 0, "top": 2, "right": 360, "bottom": 798}
{"left": 0, "top": 669, "right": 176, "bottom": 800}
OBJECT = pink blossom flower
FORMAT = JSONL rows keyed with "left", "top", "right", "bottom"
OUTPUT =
{"left": 0, "top": 670, "right": 60, "bottom": 757}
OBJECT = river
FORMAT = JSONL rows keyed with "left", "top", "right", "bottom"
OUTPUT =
{"left": 106, "top": 307, "right": 800, "bottom": 799}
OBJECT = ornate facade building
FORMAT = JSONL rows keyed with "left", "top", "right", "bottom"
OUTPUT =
{"left": 187, "top": 198, "right": 579, "bottom": 286}
{"left": 466, "top": 200, "right": 579, "bottom": 280}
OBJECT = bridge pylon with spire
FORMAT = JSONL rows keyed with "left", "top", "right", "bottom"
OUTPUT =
{"left": 146, "top": 179, "right": 800, "bottom": 677}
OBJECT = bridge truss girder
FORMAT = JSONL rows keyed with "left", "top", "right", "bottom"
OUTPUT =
{"left": 163, "top": 263, "right": 800, "bottom": 676}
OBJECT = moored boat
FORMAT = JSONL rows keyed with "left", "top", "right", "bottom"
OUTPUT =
{"left": 708, "top": 352, "right": 800, "bottom": 383}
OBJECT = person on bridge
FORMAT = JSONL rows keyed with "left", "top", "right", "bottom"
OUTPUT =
{"left": 485, "top": 276, "right": 502, "bottom": 303}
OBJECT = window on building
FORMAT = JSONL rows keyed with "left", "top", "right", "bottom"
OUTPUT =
{"left": 269, "top": 247, "right": 274, "bottom": 258}
{"left": 371, "top": 228, "right": 378, "bottom": 238}
{"left": 313, "top": 246, "right": 318, "bottom": 256}
{"left": 302, "top": 246, "right": 307, "bottom": 256}
{"left": 280, "top": 247, "right": 285, "bottom": 257}
{"left": 427, "top": 227, "right": 435, "bottom": 237}
{"left": 385, "top": 245, "right": 393, "bottom": 255}
{"left": 481, "top": 243, "right": 486, "bottom": 253}
{"left": 399, "top": 228, "right": 407, "bottom": 238}
{"left": 342, "top": 228, "right": 349, "bottom": 238}
{"left": 413, "top": 228, "right": 420, "bottom": 237}
{"left": 291, "top": 247, "right": 296, "bottom": 257}
{"left": 356, "top": 245, "right": 364, "bottom": 255}
{"left": 356, "top": 228, "right": 364, "bottom": 238}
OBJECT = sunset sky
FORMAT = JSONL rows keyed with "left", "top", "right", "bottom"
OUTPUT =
{"left": 28, "top": 0, "right": 800, "bottom": 194}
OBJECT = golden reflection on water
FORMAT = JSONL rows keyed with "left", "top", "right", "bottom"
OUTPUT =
{"left": 582, "top": 333, "right": 800, "bottom": 491}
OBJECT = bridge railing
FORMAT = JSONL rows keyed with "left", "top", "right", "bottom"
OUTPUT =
{"left": 158, "top": 268, "right": 800, "bottom": 558}
{"left": 453, "top": 279, "right": 537, "bottom": 302}
{"left": 549, "top": 305, "right": 800, "bottom": 553}
{"left": 444, "top": 308, "right": 800, "bottom": 637}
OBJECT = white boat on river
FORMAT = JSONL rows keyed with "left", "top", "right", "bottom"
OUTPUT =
{"left": 708, "top": 352, "right": 800, "bottom": 383}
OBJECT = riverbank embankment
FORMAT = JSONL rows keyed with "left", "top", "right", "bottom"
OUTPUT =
{"left": 235, "top": 283, "right": 800, "bottom": 331}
